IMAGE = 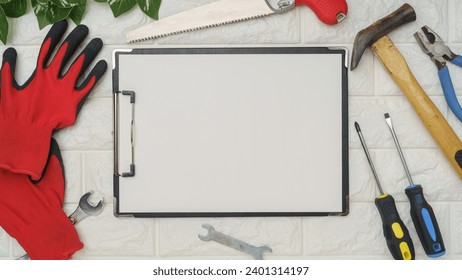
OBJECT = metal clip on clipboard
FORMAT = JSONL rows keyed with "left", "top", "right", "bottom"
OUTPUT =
{"left": 114, "top": 90, "right": 136, "bottom": 177}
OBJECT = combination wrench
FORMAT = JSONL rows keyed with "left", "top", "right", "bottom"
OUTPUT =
{"left": 67, "top": 191, "right": 104, "bottom": 225}
{"left": 17, "top": 191, "right": 104, "bottom": 260}
{"left": 198, "top": 224, "right": 272, "bottom": 260}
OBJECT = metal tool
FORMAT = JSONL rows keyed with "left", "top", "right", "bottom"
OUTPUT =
{"left": 414, "top": 25, "right": 462, "bottom": 122}
{"left": 126, "top": 0, "right": 348, "bottom": 43}
{"left": 384, "top": 113, "right": 445, "bottom": 258}
{"left": 17, "top": 191, "right": 104, "bottom": 260}
{"left": 68, "top": 191, "right": 104, "bottom": 225}
{"left": 350, "top": 3, "right": 462, "bottom": 179}
{"left": 198, "top": 224, "right": 272, "bottom": 260}
{"left": 384, "top": 114, "right": 414, "bottom": 185}
{"left": 355, "top": 122, "right": 415, "bottom": 260}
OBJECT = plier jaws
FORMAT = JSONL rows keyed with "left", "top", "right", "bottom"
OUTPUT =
{"left": 414, "top": 25, "right": 462, "bottom": 123}
{"left": 414, "top": 25, "right": 456, "bottom": 69}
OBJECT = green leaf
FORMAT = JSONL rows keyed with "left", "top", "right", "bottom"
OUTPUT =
{"left": 69, "top": 0, "right": 86, "bottom": 24}
{"left": 32, "top": 0, "right": 51, "bottom": 29}
{"left": 137, "top": 0, "right": 160, "bottom": 20}
{"left": 51, "top": 0, "right": 81, "bottom": 8}
{"left": 1, "top": 0, "right": 28, "bottom": 18}
{"left": 108, "top": 0, "right": 136, "bottom": 17}
{"left": 0, "top": 6, "right": 8, "bottom": 44}
{"left": 46, "top": 3, "right": 73, "bottom": 23}
{"left": 94, "top": 0, "right": 106, "bottom": 3}
{"left": 0, "top": 0, "right": 12, "bottom": 4}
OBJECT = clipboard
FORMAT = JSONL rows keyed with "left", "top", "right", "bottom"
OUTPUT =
{"left": 113, "top": 47, "right": 349, "bottom": 217}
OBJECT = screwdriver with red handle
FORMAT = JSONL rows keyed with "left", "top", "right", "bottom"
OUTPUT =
{"left": 355, "top": 121, "right": 415, "bottom": 260}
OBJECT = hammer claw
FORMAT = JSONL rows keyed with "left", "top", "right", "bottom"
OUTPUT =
{"left": 350, "top": 4, "right": 416, "bottom": 70}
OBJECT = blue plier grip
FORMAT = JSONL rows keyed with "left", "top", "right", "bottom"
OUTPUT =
{"left": 438, "top": 57, "right": 462, "bottom": 122}
{"left": 451, "top": 55, "right": 462, "bottom": 67}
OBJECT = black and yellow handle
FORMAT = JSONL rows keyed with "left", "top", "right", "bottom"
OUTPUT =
{"left": 375, "top": 194, "right": 415, "bottom": 260}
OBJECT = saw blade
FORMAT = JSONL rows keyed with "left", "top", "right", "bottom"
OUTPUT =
{"left": 126, "top": 0, "right": 274, "bottom": 43}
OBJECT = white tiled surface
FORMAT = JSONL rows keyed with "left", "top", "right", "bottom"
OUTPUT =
{"left": 1, "top": 0, "right": 462, "bottom": 260}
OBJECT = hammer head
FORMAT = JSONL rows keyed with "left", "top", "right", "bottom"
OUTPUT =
{"left": 350, "top": 4, "right": 416, "bottom": 70}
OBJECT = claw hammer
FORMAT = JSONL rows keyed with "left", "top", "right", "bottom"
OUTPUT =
{"left": 351, "top": 4, "right": 462, "bottom": 179}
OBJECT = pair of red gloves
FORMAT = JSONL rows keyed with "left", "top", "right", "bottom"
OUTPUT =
{"left": 0, "top": 21, "right": 106, "bottom": 259}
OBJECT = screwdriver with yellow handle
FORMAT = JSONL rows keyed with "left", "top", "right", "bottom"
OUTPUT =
{"left": 355, "top": 122, "right": 415, "bottom": 260}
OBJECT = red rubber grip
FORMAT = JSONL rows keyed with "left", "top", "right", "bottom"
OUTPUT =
{"left": 295, "top": 0, "right": 348, "bottom": 25}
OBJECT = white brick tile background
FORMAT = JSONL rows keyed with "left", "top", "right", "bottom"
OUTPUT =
{"left": 1, "top": 0, "right": 462, "bottom": 260}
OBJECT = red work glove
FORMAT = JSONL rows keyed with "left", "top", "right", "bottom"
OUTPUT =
{"left": 0, "top": 20, "right": 107, "bottom": 180}
{"left": 0, "top": 139, "right": 83, "bottom": 260}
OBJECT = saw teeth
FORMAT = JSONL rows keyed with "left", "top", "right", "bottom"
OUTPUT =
{"left": 129, "top": 14, "right": 270, "bottom": 43}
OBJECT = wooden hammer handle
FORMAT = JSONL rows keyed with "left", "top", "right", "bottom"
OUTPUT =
{"left": 372, "top": 35, "right": 462, "bottom": 179}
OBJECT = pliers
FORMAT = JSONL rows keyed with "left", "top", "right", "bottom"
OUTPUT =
{"left": 414, "top": 25, "right": 462, "bottom": 122}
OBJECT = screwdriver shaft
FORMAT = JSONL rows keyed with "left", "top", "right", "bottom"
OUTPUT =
{"left": 384, "top": 113, "right": 414, "bottom": 186}
{"left": 355, "top": 122, "right": 385, "bottom": 195}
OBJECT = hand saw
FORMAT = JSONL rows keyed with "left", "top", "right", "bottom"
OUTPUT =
{"left": 126, "top": 0, "right": 348, "bottom": 43}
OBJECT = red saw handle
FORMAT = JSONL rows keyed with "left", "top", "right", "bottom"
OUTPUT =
{"left": 295, "top": 0, "right": 348, "bottom": 25}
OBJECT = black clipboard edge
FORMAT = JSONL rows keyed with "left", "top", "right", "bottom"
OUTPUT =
{"left": 332, "top": 46, "right": 350, "bottom": 217}
{"left": 112, "top": 47, "right": 349, "bottom": 218}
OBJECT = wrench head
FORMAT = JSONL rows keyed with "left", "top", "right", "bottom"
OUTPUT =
{"left": 253, "top": 245, "right": 272, "bottom": 260}
{"left": 258, "top": 245, "right": 272, "bottom": 254}
{"left": 79, "top": 191, "right": 104, "bottom": 215}
{"left": 198, "top": 224, "right": 215, "bottom": 241}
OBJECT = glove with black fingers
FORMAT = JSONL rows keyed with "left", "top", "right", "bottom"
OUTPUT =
{"left": 0, "top": 20, "right": 107, "bottom": 180}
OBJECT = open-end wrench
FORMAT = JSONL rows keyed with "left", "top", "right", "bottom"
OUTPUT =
{"left": 198, "top": 224, "right": 272, "bottom": 260}
{"left": 68, "top": 191, "right": 104, "bottom": 225}
{"left": 17, "top": 191, "right": 104, "bottom": 260}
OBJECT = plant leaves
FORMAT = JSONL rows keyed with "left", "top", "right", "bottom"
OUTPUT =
{"left": 69, "top": 0, "right": 86, "bottom": 24}
{"left": 108, "top": 0, "right": 136, "bottom": 18}
{"left": 32, "top": 0, "right": 51, "bottom": 29}
{"left": 0, "top": 6, "right": 8, "bottom": 44}
{"left": 1, "top": 0, "right": 28, "bottom": 18}
{"left": 0, "top": 0, "right": 12, "bottom": 4}
{"left": 137, "top": 0, "right": 160, "bottom": 20}
{"left": 46, "top": 3, "right": 73, "bottom": 23}
{"left": 51, "top": 0, "right": 81, "bottom": 8}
